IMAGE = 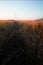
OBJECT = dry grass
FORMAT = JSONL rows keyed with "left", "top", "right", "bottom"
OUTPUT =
{"left": 0, "top": 19, "right": 43, "bottom": 65}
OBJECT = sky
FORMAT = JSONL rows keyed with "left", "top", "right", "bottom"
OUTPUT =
{"left": 0, "top": 0, "right": 43, "bottom": 20}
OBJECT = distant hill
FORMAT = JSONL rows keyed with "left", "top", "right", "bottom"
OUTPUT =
{"left": 35, "top": 18, "right": 43, "bottom": 21}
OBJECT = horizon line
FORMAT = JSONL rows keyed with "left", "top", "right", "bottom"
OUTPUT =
{"left": 0, "top": 17, "right": 43, "bottom": 20}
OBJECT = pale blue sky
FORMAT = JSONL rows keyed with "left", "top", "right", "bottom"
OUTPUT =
{"left": 0, "top": 0, "right": 43, "bottom": 20}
